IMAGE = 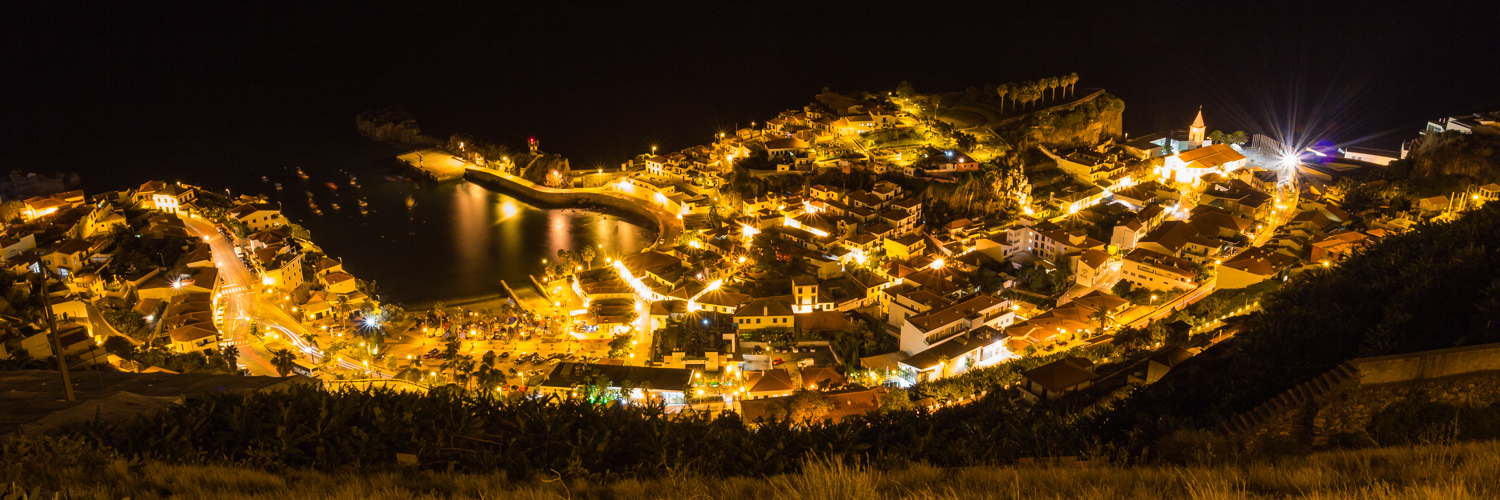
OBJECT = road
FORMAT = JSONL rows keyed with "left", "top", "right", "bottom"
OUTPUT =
{"left": 180, "top": 215, "right": 386, "bottom": 378}
{"left": 1127, "top": 278, "right": 1218, "bottom": 329}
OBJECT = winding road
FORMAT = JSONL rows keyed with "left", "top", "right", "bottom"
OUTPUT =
{"left": 181, "top": 215, "right": 388, "bottom": 378}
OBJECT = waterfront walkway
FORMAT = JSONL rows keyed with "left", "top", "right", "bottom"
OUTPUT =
{"left": 398, "top": 148, "right": 467, "bottom": 181}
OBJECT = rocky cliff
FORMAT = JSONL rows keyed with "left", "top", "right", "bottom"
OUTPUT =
{"left": 356, "top": 107, "right": 441, "bottom": 145}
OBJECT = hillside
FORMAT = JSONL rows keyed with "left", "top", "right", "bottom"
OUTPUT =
{"left": 5, "top": 436, "right": 1497, "bottom": 499}
{"left": 1098, "top": 203, "right": 1500, "bottom": 450}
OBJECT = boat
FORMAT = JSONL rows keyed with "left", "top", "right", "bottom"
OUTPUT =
{"left": 358, "top": 199, "right": 368, "bottom": 207}
{"left": 308, "top": 200, "right": 319, "bottom": 210}
{"left": 325, "top": 182, "right": 338, "bottom": 191}
{"left": 274, "top": 183, "right": 283, "bottom": 190}
{"left": 261, "top": 176, "right": 269, "bottom": 182}
{"left": 296, "top": 167, "right": 308, "bottom": 179}
{"left": 360, "top": 207, "right": 369, "bottom": 215}
{"left": 330, "top": 203, "right": 340, "bottom": 210}
{"left": 405, "top": 195, "right": 416, "bottom": 208}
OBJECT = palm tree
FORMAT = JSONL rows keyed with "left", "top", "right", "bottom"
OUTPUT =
{"left": 1045, "top": 77, "right": 1059, "bottom": 101}
{"left": 439, "top": 337, "right": 462, "bottom": 384}
{"left": 270, "top": 348, "right": 297, "bottom": 377}
{"left": 1066, "top": 72, "right": 1079, "bottom": 97}
{"left": 222, "top": 345, "right": 240, "bottom": 373}
{"left": 995, "top": 83, "right": 1010, "bottom": 113}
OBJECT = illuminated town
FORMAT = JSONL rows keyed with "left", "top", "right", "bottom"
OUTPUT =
{"left": 6, "top": 3, "right": 1500, "bottom": 497}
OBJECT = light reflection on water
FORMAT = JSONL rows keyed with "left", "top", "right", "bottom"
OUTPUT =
{"left": 270, "top": 173, "right": 655, "bottom": 305}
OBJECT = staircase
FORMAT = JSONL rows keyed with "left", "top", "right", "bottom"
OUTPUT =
{"left": 1220, "top": 361, "right": 1359, "bottom": 435}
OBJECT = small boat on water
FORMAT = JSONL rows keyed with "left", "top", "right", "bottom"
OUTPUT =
{"left": 274, "top": 183, "right": 283, "bottom": 190}
{"left": 261, "top": 176, "right": 269, "bottom": 182}
{"left": 296, "top": 167, "right": 308, "bottom": 179}
{"left": 308, "top": 200, "right": 319, "bottom": 210}
{"left": 405, "top": 195, "right": 416, "bottom": 208}
{"left": 330, "top": 203, "right": 341, "bottom": 211}
{"left": 325, "top": 182, "right": 339, "bottom": 191}
{"left": 360, "top": 207, "right": 369, "bottom": 215}
{"left": 358, "top": 199, "right": 368, "bottom": 207}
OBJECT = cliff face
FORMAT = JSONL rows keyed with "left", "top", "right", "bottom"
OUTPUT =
{"left": 356, "top": 107, "right": 440, "bottom": 145}
{"left": 996, "top": 93, "right": 1126, "bottom": 150}
{"left": 517, "top": 153, "right": 571, "bottom": 187}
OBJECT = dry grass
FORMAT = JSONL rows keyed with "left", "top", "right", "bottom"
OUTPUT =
{"left": 12, "top": 441, "right": 1500, "bottom": 499}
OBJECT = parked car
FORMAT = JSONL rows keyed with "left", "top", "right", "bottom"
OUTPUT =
{"left": 772, "top": 358, "right": 784, "bottom": 366}
{"left": 498, "top": 351, "right": 511, "bottom": 359}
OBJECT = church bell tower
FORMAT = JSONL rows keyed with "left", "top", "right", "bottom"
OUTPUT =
{"left": 1188, "top": 106, "right": 1206, "bottom": 147}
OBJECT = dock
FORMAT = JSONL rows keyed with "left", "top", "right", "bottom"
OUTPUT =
{"left": 397, "top": 148, "right": 468, "bottom": 181}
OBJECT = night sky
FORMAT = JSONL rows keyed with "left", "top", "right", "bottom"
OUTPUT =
{"left": 4, "top": 2, "right": 1498, "bottom": 192}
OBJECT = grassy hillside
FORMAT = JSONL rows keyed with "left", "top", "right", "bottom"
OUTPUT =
{"left": 1097, "top": 203, "right": 1500, "bottom": 449}
{"left": 5, "top": 436, "right": 1498, "bottom": 499}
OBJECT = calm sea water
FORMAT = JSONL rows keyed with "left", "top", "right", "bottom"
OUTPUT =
{"left": 241, "top": 141, "right": 655, "bottom": 305}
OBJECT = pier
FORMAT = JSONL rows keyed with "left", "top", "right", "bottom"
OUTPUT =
{"left": 397, "top": 148, "right": 468, "bottom": 181}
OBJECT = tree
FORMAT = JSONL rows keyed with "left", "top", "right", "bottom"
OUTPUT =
{"left": 1066, "top": 72, "right": 1080, "bottom": 97}
{"left": 786, "top": 389, "right": 835, "bottom": 425}
{"left": 995, "top": 83, "right": 1010, "bottom": 113}
{"left": 102, "top": 336, "right": 138, "bottom": 371}
{"left": 222, "top": 345, "right": 240, "bottom": 373}
{"left": 1045, "top": 76, "right": 1059, "bottom": 101}
{"left": 271, "top": 349, "right": 297, "bottom": 377}
{"left": 895, "top": 81, "right": 916, "bottom": 100}
{"left": 284, "top": 223, "right": 312, "bottom": 241}
{"left": 878, "top": 388, "right": 916, "bottom": 413}
{"left": 440, "top": 337, "right": 463, "bottom": 383}
{"left": 0, "top": 201, "right": 25, "bottom": 223}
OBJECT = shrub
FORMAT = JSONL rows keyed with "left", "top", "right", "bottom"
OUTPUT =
{"left": 1367, "top": 398, "right": 1460, "bottom": 446}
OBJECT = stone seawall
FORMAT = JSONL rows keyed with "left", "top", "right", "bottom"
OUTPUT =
{"left": 464, "top": 168, "right": 682, "bottom": 250}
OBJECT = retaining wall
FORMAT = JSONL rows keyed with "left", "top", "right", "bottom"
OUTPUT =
{"left": 1226, "top": 342, "right": 1500, "bottom": 450}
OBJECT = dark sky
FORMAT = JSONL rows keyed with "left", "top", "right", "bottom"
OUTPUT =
{"left": 4, "top": 2, "right": 1498, "bottom": 191}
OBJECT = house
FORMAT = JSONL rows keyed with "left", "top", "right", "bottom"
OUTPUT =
{"left": 168, "top": 324, "right": 220, "bottom": 354}
{"left": 1136, "top": 221, "right": 1222, "bottom": 264}
{"left": 41, "top": 239, "right": 93, "bottom": 274}
{"left": 883, "top": 234, "right": 927, "bottom": 261}
{"left": 799, "top": 366, "right": 846, "bottom": 390}
{"left": 738, "top": 386, "right": 886, "bottom": 423}
{"left": 1218, "top": 246, "right": 1299, "bottom": 289}
{"left": 321, "top": 271, "right": 357, "bottom": 294}
{"left": 21, "top": 190, "right": 85, "bottom": 221}
{"left": 152, "top": 185, "right": 195, "bottom": 214}
{"left": 229, "top": 203, "right": 286, "bottom": 232}
{"left": 742, "top": 368, "right": 796, "bottom": 399}
{"left": 1, "top": 234, "right": 36, "bottom": 260}
{"left": 898, "top": 326, "right": 1012, "bottom": 383}
{"left": 1162, "top": 143, "right": 1247, "bottom": 183}
{"left": 898, "top": 293, "right": 1011, "bottom": 355}
{"left": 1120, "top": 248, "right": 1197, "bottom": 292}
{"left": 1418, "top": 196, "right": 1450, "bottom": 213}
{"left": 734, "top": 298, "right": 795, "bottom": 331}
{"left": 997, "top": 218, "right": 1107, "bottom": 264}
{"left": 1020, "top": 357, "right": 1097, "bottom": 400}
{"left": 69, "top": 201, "right": 128, "bottom": 238}
{"left": 538, "top": 362, "right": 693, "bottom": 405}
{"left": 1341, "top": 147, "right": 1400, "bottom": 166}
{"left": 1309, "top": 231, "right": 1372, "bottom": 264}
{"left": 1072, "top": 249, "right": 1112, "bottom": 287}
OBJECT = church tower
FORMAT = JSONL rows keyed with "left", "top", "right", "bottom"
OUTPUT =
{"left": 1188, "top": 106, "right": 1206, "bottom": 146}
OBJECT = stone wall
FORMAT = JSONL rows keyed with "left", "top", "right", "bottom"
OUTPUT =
{"left": 1312, "top": 371, "right": 1500, "bottom": 447}
{"left": 464, "top": 168, "right": 681, "bottom": 249}
{"left": 1227, "top": 342, "right": 1500, "bottom": 450}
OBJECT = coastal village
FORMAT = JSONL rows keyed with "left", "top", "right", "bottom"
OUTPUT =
{"left": 6, "top": 79, "right": 1499, "bottom": 424}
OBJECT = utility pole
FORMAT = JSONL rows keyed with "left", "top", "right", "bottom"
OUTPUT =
{"left": 35, "top": 259, "right": 75, "bottom": 402}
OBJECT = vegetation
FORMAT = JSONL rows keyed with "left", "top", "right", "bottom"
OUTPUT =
{"left": 1098, "top": 203, "right": 1500, "bottom": 453}
{"left": 98, "top": 307, "right": 145, "bottom": 336}
{"left": 8, "top": 435, "right": 1497, "bottom": 499}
